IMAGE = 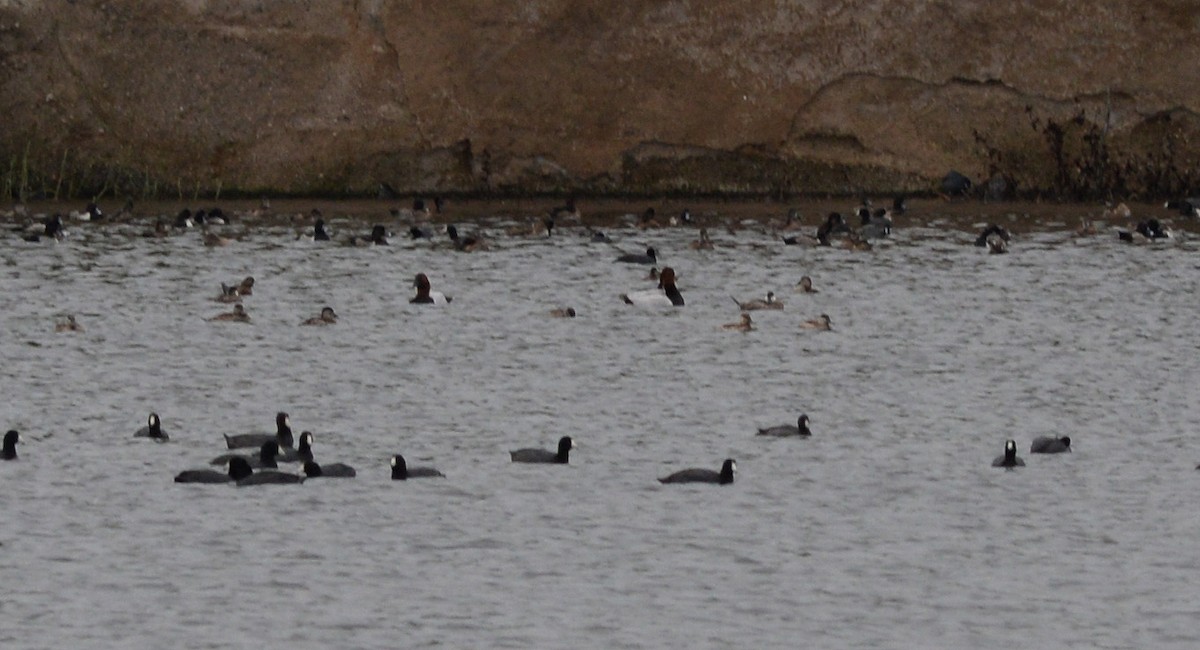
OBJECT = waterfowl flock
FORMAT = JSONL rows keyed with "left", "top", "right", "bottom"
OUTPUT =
{"left": 3, "top": 193, "right": 1196, "bottom": 485}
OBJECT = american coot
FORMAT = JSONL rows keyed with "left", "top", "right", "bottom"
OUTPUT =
{"left": 224, "top": 412, "right": 294, "bottom": 450}
{"left": 991, "top": 440, "right": 1025, "bottom": 468}
{"left": 1030, "top": 436, "right": 1071, "bottom": 453}
{"left": 175, "top": 457, "right": 254, "bottom": 484}
{"left": 302, "top": 461, "right": 357, "bottom": 478}
{"left": 2, "top": 430, "right": 20, "bottom": 460}
{"left": 659, "top": 459, "right": 736, "bottom": 485}
{"left": 510, "top": 436, "right": 574, "bottom": 464}
{"left": 210, "top": 441, "right": 281, "bottom": 469}
{"left": 134, "top": 413, "right": 169, "bottom": 442}
{"left": 757, "top": 414, "right": 811, "bottom": 437}
{"left": 391, "top": 454, "right": 445, "bottom": 480}
{"left": 278, "top": 431, "right": 314, "bottom": 463}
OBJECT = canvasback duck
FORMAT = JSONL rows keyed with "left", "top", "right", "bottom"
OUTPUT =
{"left": 615, "top": 247, "right": 657, "bottom": 264}
{"left": 2, "top": 430, "right": 19, "bottom": 460}
{"left": 391, "top": 454, "right": 445, "bottom": 479}
{"left": 621, "top": 266, "right": 684, "bottom": 307}
{"left": 224, "top": 412, "right": 294, "bottom": 450}
{"left": 411, "top": 273, "right": 452, "bottom": 304}
{"left": 55, "top": 315, "right": 84, "bottom": 332}
{"left": 795, "top": 276, "right": 819, "bottom": 294}
{"left": 549, "top": 307, "right": 577, "bottom": 318}
{"left": 757, "top": 414, "right": 811, "bottom": 437}
{"left": 733, "top": 291, "right": 783, "bottom": 311}
{"left": 800, "top": 314, "right": 832, "bottom": 330}
{"left": 721, "top": 313, "right": 754, "bottom": 332}
{"left": 992, "top": 439, "right": 1024, "bottom": 468}
{"left": 208, "top": 304, "right": 250, "bottom": 323}
{"left": 134, "top": 412, "right": 169, "bottom": 442}
{"left": 1030, "top": 436, "right": 1071, "bottom": 453}
{"left": 659, "top": 459, "right": 736, "bottom": 485}
{"left": 301, "top": 306, "right": 338, "bottom": 326}
{"left": 689, "top": 228, "right": 714, "bottom": 250}
{"left": 510, "top": 436, "right": 574, "bottom": 464}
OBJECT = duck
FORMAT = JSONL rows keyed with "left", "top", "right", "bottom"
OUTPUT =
{"left": 795, "top": 276, "right": 819, "bottom": 294}
{"left": 815, "top": 212, "right": 850, "bottom": 246}
{"left": 644, "top": 267, "right": 660, "bottom": 281}
{"left": 986, "top": 234, "right": 1009, "bottom": 254}
{"left": 1102, "top": 201, "right": 1133, "bottom": 220}
{"left": 1075, "top": 218, "right": 1099, "bottom": 237}
{"left": 391, "top": 454, "right": 446, "bottom": 479}
{"left": 208, "top": 304, "right": 251, "bottom": 323}
{"left": 858, "top": 207, "right": 893, "bottom": 240}
{"left": 636, "top": 207, "right": 661, "bottom": 229}
{"left": 175, "top": 457, "right": 253, "bottom": 484}
{"left": 142, "top": 219, "right": 169, "bottom": 238}
{"left": 940, "top": 170, "right": 973, "bottom": 197}
{"left": 446, "top": 225, "right": 488, "bottom": 251}
{"left": 1030, "top": 436, "right": 1071, "bottom": 453}
{"left": 621, "top": 266, "right": 684, "bottom": 307}
{"left": 409, "top": 224, "right": 434, "bottom": 240}
{"left": 757, "top": 414, "right": 812, "bottom": 437}
{"left": 991, "top": 439, "right": 1025, "bottom": 468}
{"left": 411, "top": 273, "right": 452, "bottom": 304}
{"left": 777, "top": 208, "right": 805, "bottom": 232}
{"left": 215, "top": 284, "right": 242, "bottom": 303}
{"left": 224, "top": 412, "right": 294, "bottom": 450}
{"left": 55, "top": 315, "right": 84, "bottom": 332}
{"left": 134, "top": 413, "right": 169, "bottom": 442}
{"left": 588, "top": 229, "right": 613, "bottom": 244}
{"left": 301, "top": 306, "right": 338, "bottom": 326}
{"left": 173, "top": 209, "right": 194, "bottom": 229}
{"left": 1118, "top": 219, "right": 1171, "bottom": 241}
{"left": 659, "top": 459, "right": 736, "bottom": 485}
{"left": 231, "top": 276, "right": 254, "bottom": 296}
{"left": 549, "top": 307, "right": 577, "bottom": 318}
{"left": 510, "top": 436, "right": 574, "bottom": 464}
{"left": 721, "top": 313, "right": 754, "bottom": 332}
{"left": 311, "top": 218, "right": 331, "bottom": 241}
{"left": 210, "top": 440, "right": 282, "bottom": 470}
{"left": 615, "top": 247, "right": 657, "bottom": 265}
{"left": 350, "top": 225, "right": 389, "bottom": 246}
{"left": 689, "top": 228, "right": 714, "bottom": 250}
{"left": 202, "top": 230, "right": 234, "bottom": 247}
{"left": 800, "top": 314, "right": 832, "bottom": 330}
{"left": 733, "top": 291, "right": 783, "bottom": 311}
{"left": 1164, "top": 197, "right": 1199, "bottom": 218}
{"left": 2, "top": 430, "right": 19, "bottom": 460}
{"left": 23, "top": 214, "right": 65, "bottom": 242}
{"left": 302, "top": 461, "right": 357, "bottom": 478}
{"left": 974, "top": 224, "right": 1011, "bottom": 248}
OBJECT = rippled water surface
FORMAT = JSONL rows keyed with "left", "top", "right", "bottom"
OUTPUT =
{"left": 3, "top": 200, "right": 1200, "bottom": 649}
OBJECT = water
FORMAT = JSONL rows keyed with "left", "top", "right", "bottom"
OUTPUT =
{"left": 2, "top": 202, "right": 1199, "bottom": 648}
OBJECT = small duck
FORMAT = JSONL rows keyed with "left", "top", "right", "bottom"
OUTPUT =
{"left": 587, "top": 229, "right": 613, "bottom": 244}
{"left": 208, "top": 304, "right": 251, "bottom": 323}
{"left": 659, "top": 459, "right": 736, "bottom": 485}
{"left": 1118, "top": 219, "right": 1171, "bottom": 241}
{"left": 636, "top": 207, "right": 661, "bottom": 229}
{"left": 733, "top": 291, "right": 783, "bottom": 311}
{"left": 645, "top": 267, "right": 660, "bottom": 281}
{"left": 231, "top": 276, "right": 254, "bottom": 296}
{"left": 621, "top": 266, "right": 684, "bottom": 307}
{"left": 1164, "top": 197, "right": 1199, "bottom": 217}
{"left": 987, "top": 235, "right": 1009, "bottom": 254}
{"left": 858, "top": 207, "right": 893, "bottom": 240}
{"left": 301, "top": 306, "right": 338, "bottom": 326}
{"left": 800, "top": 314, "right": 832, "bottom": 330}
{"left": 815, "top": 212, "right": 850, "bottom": 246}
{"left": 974, "top": 224, "right": 1011, "bottom": 247}
{"left": 757, "top": 414, "right": 812, "bottom": 437}
{"left": 134, "top": 413, "right": 169, "bottom": 442}
{"left": 549, "top": 307, "right": 577, "bottom": 318}
{"left": 311, "top": 218, "right": 331, "bottom": 241}
{"left": 2, "top": 430, "right": 19, "bottom": 460}
{"left": 411, "top": 273, "right": 452, "bottom": 304}
{"left": 1030, "top": 436, "right": 1071, "bottom": 454}
{"left": 142, "top": 219, "right": 169, "bottom": 238}
{"left": 510, "top": 436, "right": 575, "bottom": 464}
{"left": 215, "top": 285, "right": 242, "bottom": 304}
{"left": 721, "top": 313, "right": 754, "bottom": 332}
{"left": 615, "top": 247, "right": 657, "bottom": 265}
{"left": 689, "top": 228, "right": 714, "bottom": 250}
{"left": 55, "top": 315, "right": 84, "bottom": 332}
{"left": 409, "top": 224, "right": 434, "bottom": 240}
{"left": 777, "top": 208, "right": 805, "bottom": 231}
{"left": 795, "top": 276, "right": 819, "bottom": 294}
{"left": 1102, "top": 201, "right": 1133, "bottom": 220}
{"left": 23, "top": 214, "right": 64, "bottom": 242}
{"left": 991, "top": 439, "right": 1025, "bottom": 468}
{"left": 1075, "top": 218, "right": 1099, "bottom": 237}
{"left": 391, "top": 454, "right": 446, "bottom": 480}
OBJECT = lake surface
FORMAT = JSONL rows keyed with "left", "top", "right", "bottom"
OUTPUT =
{"left": 2, "top": 199, "right": 1199, "bottom": 648}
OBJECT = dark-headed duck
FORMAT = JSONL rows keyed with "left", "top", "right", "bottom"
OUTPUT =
{"left": 301, "top": 307, "right": 338, "bottom": 326}
{"left": 411, "top": 273, "right": 452, "bottom": 305}
{"left": 208, "top": 304, "right": 250, "bottom": 323}
{"left": 621, "top": 266, "right": 684, "bottom": 307}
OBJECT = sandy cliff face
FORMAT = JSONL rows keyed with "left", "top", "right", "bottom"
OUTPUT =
{"left": 1, "top": 0, "right": 1199, "bottom": 198}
